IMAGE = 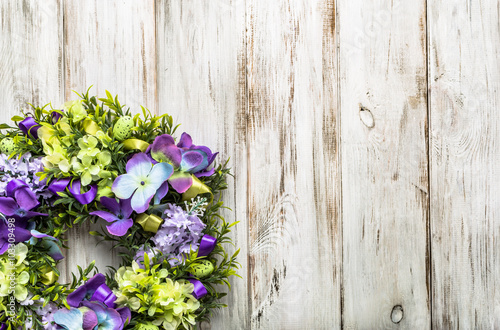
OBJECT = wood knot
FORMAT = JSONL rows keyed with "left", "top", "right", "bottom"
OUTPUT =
{"left": 391, "top": 305, "right": 403, "bottom": 324}
{"left": 359, "top": 104, "right": 375, "bottom": 128}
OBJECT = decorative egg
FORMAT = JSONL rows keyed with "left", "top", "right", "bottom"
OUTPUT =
{"left": 113, "top": 116, "right": 134, "bottom": 141}
{"left": 136, "top": 322, "right": 159, "bottom": 330}
{"left": 0, "top": 138, "right": 18, "bottom": 155}
{"left": 190, "top": 259, "right": 215, "bottom": 278}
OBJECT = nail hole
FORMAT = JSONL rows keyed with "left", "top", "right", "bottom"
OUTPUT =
{"left": 391, "top": 305, "right": 404, "bottom": 324}
{"left": 359, "top": 104, "right": 375, "bottom": 128}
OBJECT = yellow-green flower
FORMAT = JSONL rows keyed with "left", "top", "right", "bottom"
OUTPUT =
{"left": 113, "top": 261, "right": 199, "bottom": 330}
{"left": 71, "top": 156, "right": 99, "bottom": 186}
{"left": 42, "top": 141, "right": 71, "bottom": 173}
{"left": 72, "top": 151, "right": 111, "bottom": 186}
{"left": 64, "top": 100, "right": 87, "bottom": 123}
{"left": 77, "top": 135, "right": 100, "bottom": 159}
{"left": 0, "top": 243, "right": 29, "bottom": 301}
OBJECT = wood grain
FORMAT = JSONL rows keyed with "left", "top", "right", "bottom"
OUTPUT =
{"left": 2, "top": 1, "right": 500, "bottom": 328}
{"left": 428, "top": 0, "right": 500, "bottom": 327}
{"left": 64, "top": 0, "right": 156, "bottom": 112}
{"left": 0, "top": 0, "right": 63, "bottom": 122}
{"left": 246, "top": 0, "right": 340, "bottom": 328}
{"left": 338, "top": 0, "right": 430, "bottom": 328}
{"left": 63, "top": 0, "right": 156, "bottom": 280}
{"left": 155, "top": 1, "right": 248, "bottom": 329}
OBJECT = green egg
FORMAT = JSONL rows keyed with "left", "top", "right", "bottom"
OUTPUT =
{"left": 0, "top": 138, "right": 18, "bottom": 155}
{"left": 135, "top": 322, "right": 159, "bottom": 330}
{"left": 113, "top": 116, "right": 134, "bottom": 141}
{"left": 190, "top": 259, "right": 215, "bottom": 278}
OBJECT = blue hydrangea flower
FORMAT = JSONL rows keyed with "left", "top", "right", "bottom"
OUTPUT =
{"left": 112, "top": 153, "right": 173, "bottom": 213}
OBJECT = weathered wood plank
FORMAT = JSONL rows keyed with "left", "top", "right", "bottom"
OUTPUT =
{"left": 63, "top": 0, "right": 156, "bottom": 280}
{"left": 155, "top": 1, "right": 248, "bottom": 329}
{"left": 0, "top": 0, "right": 63, "bottom": 122}
{"left": 428, "top": 1, "right": 500, "bottom": 328}
{"left": 246, "top": 0, "right": 340, "bottom": 328}
{"left": 64, "top": 0, "right": 156, "bottom": 113}
{"left": 338, "top": 0, "right": 430, "bottom": 328}
{"left": 0, "top": 0, "right": 65, "bottom": 278}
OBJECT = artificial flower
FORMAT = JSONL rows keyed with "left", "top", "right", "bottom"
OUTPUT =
{"left": 64, "top": 100, "right": 87, "bottom": 123}
{"left": 71, "top": 156, "right": 100, "bottom": 186}
{"left": 41, "top": 140, "right": 71, "bottom": 173}
{"left": 0, "top": 153, "right": 51, "bottom": 200}
{"left": 29, "top": 230, "right": 64, "bottom": 261}
{"left": 90, "top": 197, "right": 134, "bottom": 236}
{"left": 0, "top": 180, "right": 47, "bottom": 220}
{"left": 0, "top": 243, "right": 29, "bottom": 301}
{"left": 77, "top": 135, "right": 100, "bottom": 159}
{"left": 150, "top": 133, "right": 217, "bottom": 193}
{"left": 114, "top": 261, "right": 198, "bottom": 329}
{"left": 112, "top": 153, "right": 173, "bottom": 213}
{"left": 67, "top": 273, "right": 109, "bottom": 308}
{"left": 72, "top": 151, "right": 112, "bottom": 186}
{"left": 52, "top": 305, "right": 98, "bottom": 330}
{"left": 137, "top": 203, "right": 205, "bottom": 266}
{"left": 38, "top": 119, "right": 72, "bottom": 145}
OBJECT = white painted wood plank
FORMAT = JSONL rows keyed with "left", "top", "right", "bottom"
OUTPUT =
{"left": 155, "top": 1, "right": 248, "bottom": 329}
{"left": 338, "top": 0, "right": 430, "bottom": 328}
{"left": 246, "top": 0, "right": 340, "bottom": 328}
{"left": 428, "top": 1, "right": 500, "bottom": 328}
{"left": 0, "top": 0, "right": 66, "bottom": 278}
{"left": 63, "top": 0, "right": 156, "bottom": 280}
{"left": 0, "top": 0, "right": 63, "bottom": 122}
{"left": 64, "top": 0, "right": 156, "bottom": 113}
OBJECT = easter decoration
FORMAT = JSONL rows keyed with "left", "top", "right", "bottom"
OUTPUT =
{"left": 0, "top": 88, "right": 239, "bottom": 329}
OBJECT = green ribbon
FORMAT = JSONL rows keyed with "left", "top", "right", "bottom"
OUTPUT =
{"left": 82, "top": 118, "right": 100, "bottom": 135}
{"left": 136, "top": 213, "right": 163, "bottom": 233}
{"left": 182, "top": 175, "right": 213, "bottom": 203}
{"left": 123, "top": 138, "right": 149, "bottom": 152}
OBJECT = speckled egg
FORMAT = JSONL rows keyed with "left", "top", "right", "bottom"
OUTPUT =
{"left": 190, "top": 259, "right": 215, "bottom": 278}
{"left": 113, "top": 116, "right": 134, "bottom": 141}
{"left": 0, "top": 138, "right": 18, "bottom": 155}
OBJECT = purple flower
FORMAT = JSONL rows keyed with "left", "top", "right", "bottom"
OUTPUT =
{"left": 0, "top": 181, "right": 53, "bottom": 255}
{"left": 67, "top": 274, "right": 115, "bottom": 308}
{"left": 29, "top": 230, "right": 64, "bottom": 260}
{"left": 0, "top": 153, "right": 51, "bottom": 200}
{"left": 90, "top": 197, "right": 133, "bottom": 236}
{"left": 0, "top": 218, "right": 32, "bottom": 254}
{"left": 0, "top": 180, "right": 47, "bottom": 220}
{"left": 53, "top": 302, "right": 130, "bottom": 330}
{"left": 136, "top": 203, "right": 206, "bottom": 266}
{"left": 150, "top": 133, "right": 217, "bottom": 194}
{"left": 111, "top": 153, "right": 173, "bottom": 213}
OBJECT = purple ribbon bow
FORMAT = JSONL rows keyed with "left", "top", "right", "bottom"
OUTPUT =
{"left": 48, "top": 178, "right": 71, "bottom": 196}
{"left": 91, "top": 283, "right": 117, "bottom": 309}
{"left": 7, "top": 179, "right": 31, "bottom": 198}
{"left": 19, "top": 117, "right": 40, "bottom": 139}
{"left": 185, "top": 235, "right": 217, "bottom": 300}
{"left": 188, "top": 279, "right": 208, "bottom": 299}
{"left": 49, "top": 178, "right": 97, "bottom": 205}
{"left": 51, "top": 110, "right": 63, "bottom": 123}
{"left": 68, "top": 180, "right": 97, "bottom": 205}
{"left": 198, "top": 234, "right": 217, "bottom": 257}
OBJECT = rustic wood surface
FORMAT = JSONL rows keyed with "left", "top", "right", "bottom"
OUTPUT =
{"left": 0, "top": 0, "right": 499, "bottom": 328}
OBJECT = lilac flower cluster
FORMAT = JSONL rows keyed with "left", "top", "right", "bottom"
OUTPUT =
{"left": 0, "top": 153, "right": 51, "bottom": 199}
{"left": 136, "top": 203, "right": 206, "bottom": 266}
{"left": 35, "top": 300, "right": 59, "bottom": 330}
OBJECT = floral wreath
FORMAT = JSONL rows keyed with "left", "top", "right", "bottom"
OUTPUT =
{"left": 0, "top": 88, "right": 240, "bottom": 330}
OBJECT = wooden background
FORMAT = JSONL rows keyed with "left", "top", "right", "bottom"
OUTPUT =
{"left": 0, "top": 0, "right": 499, "bottom": 329}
